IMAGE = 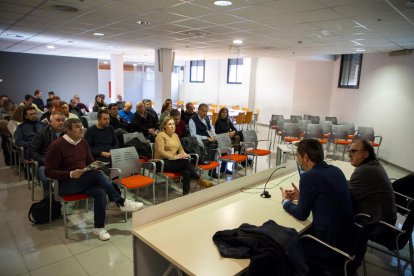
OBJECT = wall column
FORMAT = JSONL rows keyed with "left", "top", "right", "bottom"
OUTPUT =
{"left": 248, "top": 57, "right": 258, "bottom": 111}
{"left": 110, "top": 54, "right": 124, "bottom": 103}
{"left": 154, "top": 48, "right": 173, "bottom": 112}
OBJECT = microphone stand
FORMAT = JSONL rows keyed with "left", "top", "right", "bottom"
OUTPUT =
{"left": 261, "top": 165, "right": 286, "bottom": 198}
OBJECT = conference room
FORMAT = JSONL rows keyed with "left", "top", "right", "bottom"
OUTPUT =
{"left": 1, "top": 0, "right": 414, "bottom": 275}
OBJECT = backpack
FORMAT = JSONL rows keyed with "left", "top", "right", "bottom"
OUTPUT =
{"left": 124, "top": 137, "right": 153, "bottom": 158}
{"left": 180, "top": 136, "right": 210, "bottom": 165}
{"left": 28, "top": 195, "right": 62, "bottom": 224}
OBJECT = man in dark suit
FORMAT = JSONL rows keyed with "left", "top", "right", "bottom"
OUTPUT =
{"left": 348, "top": 139, "right": 396, "bottom": 243}
{"left": 280, "top": 139, "right": 353, "bottom": 263}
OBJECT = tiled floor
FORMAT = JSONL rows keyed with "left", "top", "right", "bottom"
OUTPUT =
{"left": 0, "top": 125, "right": 412, "bottom": 275}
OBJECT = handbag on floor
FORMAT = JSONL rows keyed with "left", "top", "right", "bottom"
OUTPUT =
{"left": 28, "top": 195, "right": 62, "bottom": 224}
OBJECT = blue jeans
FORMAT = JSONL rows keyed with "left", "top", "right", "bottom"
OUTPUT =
{"left": 60, "top": 170, "right": 122, "bottom": 228}
{"left": 38, "top": 166, "right": 49, "bottom": 196}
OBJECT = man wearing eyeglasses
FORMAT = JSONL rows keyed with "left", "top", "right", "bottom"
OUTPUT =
{"left": 348, "top": 139, "right": 396, "bottom": 243}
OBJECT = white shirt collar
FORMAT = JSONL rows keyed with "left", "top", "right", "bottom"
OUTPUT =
{"left": 62, "top": 134, "right": 82, "bottom": 145}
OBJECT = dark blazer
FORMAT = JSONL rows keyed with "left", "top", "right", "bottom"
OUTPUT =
{"left": 349, "top": 159, "right": 397, "bottom": 242}
{"left": 284, "top": 161, "right": 354, "bottom": 256}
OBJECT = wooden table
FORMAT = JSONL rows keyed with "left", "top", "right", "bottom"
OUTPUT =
{"left": 131, "top": 160, "right": 354, "bottom": 276}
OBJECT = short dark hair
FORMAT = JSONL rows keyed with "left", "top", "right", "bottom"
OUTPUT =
{"left": 185, "top": 102, "right": 193, "bottom": 109}
{"left": 46, "top": 102, "right": 53, "bottom": 109}
{"left": 170, "top": 109, "right": 180, "bottom": 117}
{"left": 108, "top": 103, "right": 118, "bottom": 110}
{"left": 48, "top": 91, "right": 55, "bottom": 95}
{"left": 64, "top": 118, "right": 81, "bottom": 130}
{"left": 97, "top": 109, "right": 109, "bottom": 119}
{"left": 198, "top": 103, "right": 208, "bottom": 111}
{"left": 34, "top": 90, "right": 41, "bottom": 96}
{"left": 25, "top": 94, "right": 33, "bottom": 101}
{"left": 23, "top": 105, "right": 36, "bottom": 116}
{"left": 296, "top": 139, "right": 324, "bottom": 163}
{"left": 355, "top": 139, "right": 377, "bottom": 161}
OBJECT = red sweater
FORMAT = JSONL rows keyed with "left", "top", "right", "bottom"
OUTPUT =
{"left": 45, "top": 137, "right": 94, "bottom": 180}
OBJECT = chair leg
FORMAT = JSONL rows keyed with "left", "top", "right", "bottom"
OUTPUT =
{"left": 152, "top": 182, "right": 156, "bottom": 205}
{"left": 397, "top": 250, "right": 402, "bottom": 276}
{"left": 165, "top": 177, "right": 169, "bottom": 202}
{"left": 124, "top": 189, "right": 127, "bottom": 222}
{"left": 63, "top": 202, "right": 68, "bottom": 238}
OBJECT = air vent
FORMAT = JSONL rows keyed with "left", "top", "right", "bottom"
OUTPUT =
{"left": 184, "top": 30, "right": 207, "bottom": 37}
{"left": 52, "top": 5, "right": 79, "bottom": 12}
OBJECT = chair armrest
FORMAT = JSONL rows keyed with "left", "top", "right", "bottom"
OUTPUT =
{"left": 149, "top": 159, "right": 164, "bottom": 172}
{"left": 188, "top": 153, "right": 199, "bottom": 166}
{"left": 394, "top": 191, "right": 414, "bottom": 201}
{"left": 300, "top": 234, "right": 353, "bottom": 260}
{"left": 217, "top": 147, "right": 232, "bottom": 155}
{"left": 374, "top": 135, "right": 382, "bottom": 145}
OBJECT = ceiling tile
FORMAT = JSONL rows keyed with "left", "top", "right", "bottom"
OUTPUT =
{"left": 165, "top": 2, "right": 217, "bottom": 18}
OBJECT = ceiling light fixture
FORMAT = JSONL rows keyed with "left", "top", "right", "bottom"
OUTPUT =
{"left": 233, "top": 39, "right": 243, "bottom": 45}
{"left": 103, "top": 61, "right": 109, "bottom": 64}
{"left": 354, "top": 48, "right": 366, "bottom": 52}
{"left": 133, "top": 64, "right": 138, "bottom": 66}
{"left": 214, "top": 1, "right": 232, "bottom": 6}
{"left": 93, "top": 32, "right": 104, "bottom": 36}
{"left": 47, "top": 45, "right": 55, "bottom": 49}
{"left": 185, "top": 30, "right": 207, "bottom": 37}
{"left": 52, "top": 5, "right": 79, "bottom": 13}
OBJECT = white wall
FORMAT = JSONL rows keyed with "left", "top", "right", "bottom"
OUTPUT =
{"left": 291, "top": 61, "right": 335, "bottom": 118}
{"left": 179, "top": 59, "right": 251, "bottom": 107}
{"left": 330, "top": 53, "right": 414, "bottom": 170}
{"left": 254, "top": 57, "right": 296, "bottom": 124}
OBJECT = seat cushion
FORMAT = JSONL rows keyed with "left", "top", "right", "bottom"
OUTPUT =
{"left": 220, "top": 154, "right": 247, "bottom": 163}
{"left": 248, "top": 149, "right": 271, "bottom": 156}
{"left": 60, "top": 194, "right": 89, "bottom": 202}
{"left": 198, "top": 161, "right": 220, "bottom": 171}
{"left": 334, "top": 139, "right": 352, "bottom": 145}
{"left": 284, "top": 137, "right": 300, "bottom": 143}
{"left": 119, "top": 175, "right": 154, "bottom": 189}
{"left": 161, "top": 172, "right": 182, "bottom": 178}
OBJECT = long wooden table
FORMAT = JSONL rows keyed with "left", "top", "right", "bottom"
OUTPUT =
{"left": 131, "top": 160, "right": 354, "bottom": 276}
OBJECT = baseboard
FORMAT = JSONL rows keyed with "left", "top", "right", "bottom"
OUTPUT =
{"left": 378, "top": 158, "right": 413, "bottom": 174}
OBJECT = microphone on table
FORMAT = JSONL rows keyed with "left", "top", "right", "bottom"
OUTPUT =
{"left": 261, "top": 165, "right": 286, "bottom": 198}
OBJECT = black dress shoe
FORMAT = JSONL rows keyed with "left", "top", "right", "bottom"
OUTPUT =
{"left": 209, "top": 171, "right": 219, "bottom": 179}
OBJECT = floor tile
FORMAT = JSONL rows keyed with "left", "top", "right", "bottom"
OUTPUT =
{"left": 75, "top": 243, "right": 131, "bottom": 275}
{"left": 0, "top": 236, "right": 19, "bottom": 258}
{"left": 94, "top": 259, "right": 134, "bottom": 276}
{"left": 29, "top": 256, "right": 88, "bottom": 276}
{"left": 0, "top": 252, "right": 29, "bottom": 276}
{"left": 14, "top": 227, "right": 61, "bottom": 251}
{"left": 112, "top": 236, "right": 134, "bottom": 261}
{"left": 20, "top": 238, "right": 72, "bottom": 271}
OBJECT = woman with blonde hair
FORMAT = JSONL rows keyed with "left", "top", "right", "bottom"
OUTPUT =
{"left": 154, "top": 116, "right": 213, "bottom": 195}
{"left": 7, "top": 105, "right": 25, "bottom": 138}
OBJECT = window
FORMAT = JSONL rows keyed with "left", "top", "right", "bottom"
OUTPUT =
{"left": 227, "top": 58, "right": 243, "bottom": 84}
{"left": 338, "top": 54, "right": 363, "bottom": 89}
{"left": 190, "top": 60, "right": 205, "bottom": 83}
{"left": 144, "top": 65, "right": 154, "bottom": 81}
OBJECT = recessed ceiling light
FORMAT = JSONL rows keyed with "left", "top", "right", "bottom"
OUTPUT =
{"left": 93, "top": 32, "right": 104, "bottom": 36}
{"left": 47, "top": 45, "right": 55, "bottom": 49}
{"left": 133, "top": 64, "right": 137, "bottom": 66}
{"left": 103, "top": 61, "right": 109, "bottom": 64}
{"left": 233, "top": 39, "right": 243, "bottom": 45}
{"left": 214, "top": 1, "right": 232, "bottom": 6}
{"left": 136, "top": 20, "right": 150, "bottom": 25}
{"left": 354, "top": 48, "right": 366, "bottom": 52}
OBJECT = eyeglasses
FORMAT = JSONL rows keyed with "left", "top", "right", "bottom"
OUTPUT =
{"left": 348, "top": 149, "right": 366, "bottom": 155}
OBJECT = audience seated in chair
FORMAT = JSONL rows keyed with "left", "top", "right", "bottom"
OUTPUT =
{"left": 154, "top": 116, "right": 213, "bottom": 195}
{"left": 14, "top": 105, "right": 44, "bottom": 160}
{"left": 215, "top": 107, "right": 241, "bottom": 153}
{"left": 181, "top": 102, "right": 195, "bottom": 126}
{"left": 84, "top": 109, "right": 119, "bottom": 163}
{"left": 143, "top": 99, "right": 159, "bottom": 128}
{"left": 45, "top": 118, "right": 143, "bottom": 241}
{"left": 92, "top": 94, "right": 107, "bottom": 112}
{"left": 130, "top": 101, "right": 158, "bottom": 142}
{"left": 170, "top": 109, "right": 187, "bottom": 138}
{"left": 31, "top": 111, "right": 65, "bottom": 197}
{"left": 348, "top": 139, "right": 397, "bottom": 244}
{"left": 118, "top": 101, "right": 133, "bottom": 124}
{"left": 32, "top": 90, "right": 45, "bottom": 111}
{"left": 73, "top": 94, "right": 89, "bottom": 113}
{"left": 189, "top": 103, "right": 221, "bottom": 178}
{"left": 280, "top": 139, "right": 354, "bottom": 266}
{"left": 159, "top": 101, "right": 172, "bottom": 126}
